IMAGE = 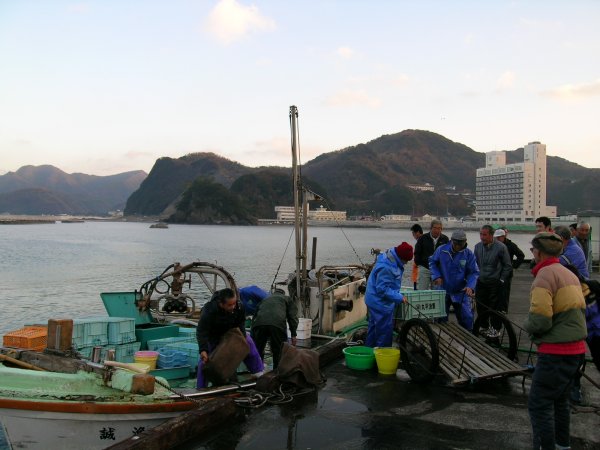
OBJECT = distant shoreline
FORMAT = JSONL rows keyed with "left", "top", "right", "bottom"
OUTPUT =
{"left": 0, "top": 214, "right": 546, "bottom": 232}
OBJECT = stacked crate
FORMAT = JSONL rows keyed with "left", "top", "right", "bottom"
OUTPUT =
{"left": 73, "top": 317, "right": 140, "bottom": 363}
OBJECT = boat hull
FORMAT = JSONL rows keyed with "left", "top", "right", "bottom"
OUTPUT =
{"left": 0, "top": 404, "right": 184, "bottom": 449}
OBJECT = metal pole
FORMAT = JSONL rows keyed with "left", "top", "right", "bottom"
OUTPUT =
{"left": 290, "top": 106, "right": 302, "bottom": 299}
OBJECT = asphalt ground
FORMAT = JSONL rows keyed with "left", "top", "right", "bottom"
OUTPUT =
{"left": 188, "top": 267, "right": 600, "bottom": 450}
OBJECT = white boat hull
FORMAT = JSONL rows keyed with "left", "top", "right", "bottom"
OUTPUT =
{"left": 0, "top": 407, "right": 181, "bottom": 449}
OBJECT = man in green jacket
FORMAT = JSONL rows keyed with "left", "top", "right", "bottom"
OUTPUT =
{"left": 251, "top": 292, "right": 299, "bottom": 369}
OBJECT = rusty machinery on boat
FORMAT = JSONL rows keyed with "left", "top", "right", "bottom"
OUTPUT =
{"left": 136, "top": 262, "right": 238, "bottom": 321}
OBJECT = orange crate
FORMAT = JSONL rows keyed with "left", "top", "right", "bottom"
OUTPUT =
{"left": 3, "top": 326, "right": 47, "bottom": 350}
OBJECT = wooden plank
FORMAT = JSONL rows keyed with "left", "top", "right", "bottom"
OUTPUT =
{"left": 426, "top": 323, "right": 525, "bottom": 384}
{"left": 443, "top": 323, "right": 523, "bottom": 371}
{"left": 106, "top": 398, "right": 238, "bottom": 450}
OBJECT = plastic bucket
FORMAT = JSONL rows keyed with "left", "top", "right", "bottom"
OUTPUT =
{"left": 342, "top": 346, "right": 375, "bottom": 370}
{"left": 134, "top": 350, "right": 159, "bottom": 370}
{"left": 374, "top": 347, "right": 400, "bottom": 375}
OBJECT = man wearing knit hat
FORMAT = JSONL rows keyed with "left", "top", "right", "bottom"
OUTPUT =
{"left": 364, "top": 242, "right": 413, "bottom": 347}
{"left": 430, "top": 230, "right": 479, "bottom": 330}
{"left": 525, "top": 232, "right": 587, "bottom": 450}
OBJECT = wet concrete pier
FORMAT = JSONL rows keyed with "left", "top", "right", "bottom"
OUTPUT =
{"left": 186, "top": 267, "right": 600, "bottom": 450}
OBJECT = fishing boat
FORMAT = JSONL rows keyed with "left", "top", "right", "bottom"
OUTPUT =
{"left": 0, "top": 360, "right": 196, "bottom": 449}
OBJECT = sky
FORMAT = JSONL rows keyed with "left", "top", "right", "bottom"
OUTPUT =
{"left": 1, "top": 0, "right": 599, "bottom": 176}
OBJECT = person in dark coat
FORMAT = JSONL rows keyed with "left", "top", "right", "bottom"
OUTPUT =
{"left": 251, "top": 292, "right": 299, "bottom": 368}
{"left": 196, "top": 288, "right": 263, "bottom": 387}
{"left": 413, "top": 220, "right": 449, "bottom": 290}
{"left": 495, "top": 227, "right": 525, "bottom": 314}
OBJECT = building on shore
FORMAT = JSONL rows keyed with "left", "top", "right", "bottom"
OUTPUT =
{"left": 475, "top": 141, "right": 557, "bottom": 223}
{"left": 274, "top": 205, "right": 346, "bottom": 222}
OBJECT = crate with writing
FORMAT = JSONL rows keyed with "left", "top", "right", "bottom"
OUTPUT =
{"left": 396, "top": 288, "right": 447, "bottom": 321}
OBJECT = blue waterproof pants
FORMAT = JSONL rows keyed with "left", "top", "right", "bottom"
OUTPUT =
{"left": 366, "top": 306, "right": 394, "bottom": 347}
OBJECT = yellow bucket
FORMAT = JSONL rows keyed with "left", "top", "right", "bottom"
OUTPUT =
{"left": 374, "top": 347, "right": 400, "bottom": 375}
{"left": 134, "top": 351, "right": 159, "bottom": 370}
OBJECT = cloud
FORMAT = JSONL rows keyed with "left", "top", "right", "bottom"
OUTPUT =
{"left": 337, "top": 46, "right": 355, "bottom": 59}
{"left": 205, "top": 0, "right": 276, "bottom": 45}
{"left": 325, "top": 89, "right": 381, "bottom": 108}
{"left": 541, "top": 79, "right": 600, "bottom": 100}
{"left": 496, "top": 71, "right": 516, "bottom": 90}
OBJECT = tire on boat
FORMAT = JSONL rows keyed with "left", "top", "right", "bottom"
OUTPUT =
{"left": 397, "top": 318, "right": 440, "bottom": 383}
{"left": 472, "top": 310, "right": 518, "bottom": 362}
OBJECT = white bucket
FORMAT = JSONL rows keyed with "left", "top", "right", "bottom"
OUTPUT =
{"left": 288, "top": 318, "right": 312, "bottom": 339}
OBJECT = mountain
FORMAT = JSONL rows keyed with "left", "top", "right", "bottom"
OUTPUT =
{"left": 124, "top": 153, "right": 251, "bottom": 216}
{"left": 0, "top": 165, "right": 146, "bottom": 215}
{"left": 168, "top": 177, "right": 257, "bottom": 225}
{"left": 125, "top": 130, "right": 600, "bottom": 219}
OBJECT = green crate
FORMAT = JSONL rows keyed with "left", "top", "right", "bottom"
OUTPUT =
{"left": 72, "top": 318, "right": 108, "bottom": 349}
{"left": 135, "top": 323, "right": 180, "bottom": 350}
{"left": 149, "top": 365, "right": 191, "bottom": 380}
{"left": 399, "top": 289, "right": 446, "bottom": 320}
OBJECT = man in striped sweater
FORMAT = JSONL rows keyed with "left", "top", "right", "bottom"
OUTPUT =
{"left": 525, "top": 232, "right": 587, "bottom": 450}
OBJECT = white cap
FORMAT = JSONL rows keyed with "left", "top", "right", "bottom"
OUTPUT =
{"left": 493, "top": 229, "right": 506, "bottom": 238}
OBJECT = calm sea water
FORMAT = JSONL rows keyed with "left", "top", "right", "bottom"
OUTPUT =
{"left": 0, "top": 222, "right": 535, "bottom": 336}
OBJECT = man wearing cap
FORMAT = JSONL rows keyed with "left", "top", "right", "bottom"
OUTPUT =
{"left": 429, "top": 230, "right": 479, "bottom": 330}
{"left": 474, "top": 225, "right": 512, "bottom": 337}
{"left": 525, "top": 232, "right": 587, "bottom": 450}
{"left": 414, "top": 219, "right": 449, "bottom": 290}
{"left": 554, "top": 225, "right": 589, "bottom": 279}
{"left": 495, "top": 227, "right": 525, "bottom": 315}
{"left": 365, "top": 242, "right": 413, "bottom": 347}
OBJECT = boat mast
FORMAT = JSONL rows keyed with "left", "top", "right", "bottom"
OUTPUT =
{"left": 289, "top": 106, "right": 304, "bottom": 301}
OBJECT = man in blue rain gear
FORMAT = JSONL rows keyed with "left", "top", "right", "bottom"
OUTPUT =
{"left": 429, "top": 230, "right": 479, "bottom": 331}
{"left": 239, "top": 285, "right": 269, "bottom": 317}
{"left": 365, "top": 242, "right": 414, "bottom": 347}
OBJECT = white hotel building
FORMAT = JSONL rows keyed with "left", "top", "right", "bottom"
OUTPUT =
{"left": 475, "top": 142, "right": 556, "bottom": 223}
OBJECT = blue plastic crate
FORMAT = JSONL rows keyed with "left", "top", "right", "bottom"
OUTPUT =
{"left": 147, "top": 335, "right": 196, "bottom": 351}
{"left": 105, "top": 317, "right": 136, "bottom": 345}
{"left": 164, "top": 342, "right": 199, "bottom": 371}
{"left": 72, "top": 318, "right": 108, "bottom": 349}
{"left": 157, "top": 348, "right": 188, "bottom": 369}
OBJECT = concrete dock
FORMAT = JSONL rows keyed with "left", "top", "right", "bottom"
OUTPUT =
{"left": 186, "top": 267, "right": 600, "bottom": 450}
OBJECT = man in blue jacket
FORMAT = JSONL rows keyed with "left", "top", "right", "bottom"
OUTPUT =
{"left": 365, "top": 242, "right": 413, "bottom": 347}
{"left": 430, "top": 230, "right": 480, "bottom": 330}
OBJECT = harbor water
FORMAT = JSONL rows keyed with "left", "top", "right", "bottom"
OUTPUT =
{"left": 0, "top": 221, "right": 536, "bottom": 336}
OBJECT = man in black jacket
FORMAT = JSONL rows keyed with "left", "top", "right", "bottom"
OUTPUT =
{"left": 196, "top": 288, "right": 263, "bottom": 387}
{"left": 495, "top": 227, "right": 525, "bottom": 314}
{"left": 414, "top": 219, "right": 449, "bottom": 290}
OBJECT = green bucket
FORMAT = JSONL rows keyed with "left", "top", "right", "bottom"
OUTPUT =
{"left": 343, "top": 346, "right": 375, "bottom": 370}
